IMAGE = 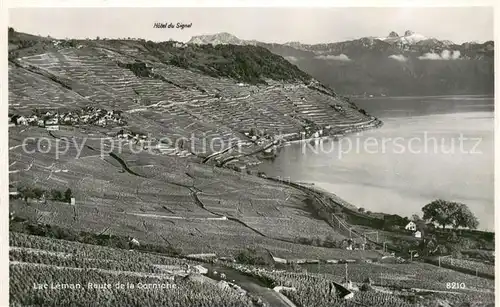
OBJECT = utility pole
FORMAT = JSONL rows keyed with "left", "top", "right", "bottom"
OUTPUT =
{"left": 409, "top": 250, "right": 417, "bottom": 262}
{"left": 345, "top": 263, "right": 348, "bottom": 283}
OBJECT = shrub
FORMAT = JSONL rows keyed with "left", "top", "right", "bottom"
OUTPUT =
{"left": 64, "top": 188, "right": 73, "bottom": 202}
{"left": 236, "top": 248, "right": 273, "bottom": 266}
{"left": 50, "top": 189, "right": 63, "bottom": 201}
{"left": 360, "top": 283, "right": 374, "bottom": 292}
{"left": 10, "top": 218, "right": 181, "bottom": 257}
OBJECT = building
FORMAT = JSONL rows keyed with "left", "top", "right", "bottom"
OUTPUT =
{"left": 405, "top": 221, "right": 417, "bottom": 231}
{"left": 193, "top": 265, "right": 208, "bottom": 274}
{"left": 16, "top": 116, "right": 27, "bottom": 126}
{"left": 414, "top": 231, "right": 422, "bottom": 238}
{"left": 70, "top": 197, "right": 76, "bottom": 205}
{"left": 130, "top": 238, "right": 140, "bottom": 246}
{"left": 46, "top": 125, "right": 60, "bottom": 131}
{"left": 45, "top": 117, "right": 59, "bottom": 125}
{"left": 9, "top": 188, "right": 19, "bottom": 197}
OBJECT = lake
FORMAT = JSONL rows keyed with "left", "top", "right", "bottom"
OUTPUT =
{"left": 259, "top": 96, "right": 494, "bottom": 231}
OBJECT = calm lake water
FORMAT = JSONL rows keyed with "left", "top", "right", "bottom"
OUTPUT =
{"left": 260, "top": 96, "right": 494, "bottom": 231}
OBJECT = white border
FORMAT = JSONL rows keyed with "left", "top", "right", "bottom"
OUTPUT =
{"left": 6, "top": 0, "right": 498, "bottom": 7}
{"left": 1, "top": 1, "right": 8, "bottom": 306}
{"left": 493, "top": 3, "right": 499, "bottom": 305}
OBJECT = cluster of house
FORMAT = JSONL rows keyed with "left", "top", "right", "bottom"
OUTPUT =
{"left": 405, "top": 221, "right": 423, "bottom": 238}
{"left": 332, "top": 104, "right": 346, "bottom": 113}
{"left": 116, "top": 129, "right": 148, "bottom": 142}
{"left": 301, "top": 127, "right": 325, "bottom": 139}
{"left": 9, "top": 107, "right": 126, "bottom": 130}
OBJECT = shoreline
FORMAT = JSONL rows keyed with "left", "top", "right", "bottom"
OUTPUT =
{"left": 351, "top": 94, "right": 494, "bottom": 99}
{"left": 274, "top": 118, "right": 383, "bottom": 146}
{"left": 254, "top": 115, "right": 494, "bottom": 233}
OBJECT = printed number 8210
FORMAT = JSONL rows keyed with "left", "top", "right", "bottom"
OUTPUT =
{"left": 446, "top": 282, "right": 466, "bottom": 289}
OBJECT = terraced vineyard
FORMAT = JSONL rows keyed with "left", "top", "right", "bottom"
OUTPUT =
{"left": 230, "top": 262, "right": 495, "bottom": 307}
{"left": 434, "top": 257, "right": 495, "bottom": 277}
{"left": 10, "top": 234, "right": 260, "bottom": 307}
{"left": 8, "top": 31, "right": 400, "bottom": 306}
{"left": 10, "top": 134, "right": 383, "bottom": 261}
{"left": 303, "top": 262, "right": 495, "bottom": 293}
{"left": 8, "top": 31, "right": 386, "bottom": 263}
{"left": 10, "top": 36, "right": 379, "bottom": 166}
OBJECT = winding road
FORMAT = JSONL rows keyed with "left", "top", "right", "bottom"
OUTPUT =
{"left": 205, "top": 263, "right": 297, "bottom": 307}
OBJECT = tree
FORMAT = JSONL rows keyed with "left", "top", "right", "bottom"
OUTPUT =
{"left": 411, "top": 214, "right": 421, "bottom": 222}
{"left": 324, "top": 234, "right": 337, "bottom": 248}
{"left": 383, "top": 214, "right": 406, "bottom": 230}
{"left": 313, "top": 237, "right": 323, "bottom": 247}
{"left": 236, "top": 248, "right": 273, "bottom": 266}
{"left": 32, "top": 188, "right": 44, "bottom": 199}
{"left": 452, "top": 203, "right": 479, "bottom": 230}
{"left": 422, "top": 199, "right": 478, "bottom": 230}
{"left": 50, "top": 189, "right": 63, "bottom": 201}
{"left": 64, "top": 188, "right": 73, "bottom": 203}
{"left": 358, "top": 207, "right": 365, "bottom": 213}
{"left": 22, "top": 189, "right": 36, "bottom": 205}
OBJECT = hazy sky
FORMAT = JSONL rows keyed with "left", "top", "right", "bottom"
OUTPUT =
{"left": 9, "top": 7, "right": 494, "bottom": 44}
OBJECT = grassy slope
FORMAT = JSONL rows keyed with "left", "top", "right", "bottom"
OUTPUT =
{"left": 8, "top": 31, "right": 381, "bottom": 261}
{"left": 9, "top": 233, "right": 260, "bottom": 307}
{"left": 8, "top": 30, "right": 495, "bottom": 307}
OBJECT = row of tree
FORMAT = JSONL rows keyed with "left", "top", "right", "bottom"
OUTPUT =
{"left": 376, "top": 199, "right": 479, "bottom": 231}
{"left": 13, "top": 186, "right": 73, "bottom": 205}
{"left": 422, "top": 199, "right": 479, "bottom": 230}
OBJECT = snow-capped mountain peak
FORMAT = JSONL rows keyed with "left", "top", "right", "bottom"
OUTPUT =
{"left": 388, "top": 31, "right": 399, "bottom": 38}
{"left": 187, "top": 32, "right": 257, "bottom": 46}
{"left": 284, "top": 41, "right": 304, "bottom": 48}
{"left": 380, "top": 30, "right": 429, "bottom": 45}
{"left": 404, "top": 30, "right": 415, "bottom": 36}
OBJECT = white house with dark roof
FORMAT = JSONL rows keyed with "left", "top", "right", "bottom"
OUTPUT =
{"left": 405, "top": 221, "right": 417, "bottom": 231}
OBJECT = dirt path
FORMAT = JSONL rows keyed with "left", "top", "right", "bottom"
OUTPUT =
{"left": 205, "top": 264, "right": 297, "bottom": 307}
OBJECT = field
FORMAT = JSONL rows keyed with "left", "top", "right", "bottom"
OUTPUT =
{"left": 10, "top": 234, "right": 260, "bottom": 307}
{"left": 230, "top": 262, "right": 495, "bottom": 307}
{"left": 302, "top": 262, "right": 495, "bottom": 292}
{"left": 8, "top": 31, "right": 494, "bottom": 307}
{"left": 9, "top": 123, "right": 383, "bottom": 261}
{"left": 432, "top": 257, "right": 495, "bottom": 277}
{"left": 9, "top": 33, "right": 382, "bottom": 263}
{"left": 9, "top": 233, "right": 495, "bottom": 307}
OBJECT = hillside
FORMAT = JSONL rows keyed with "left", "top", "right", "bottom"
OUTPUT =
{"left": 8, "top": 29, "right": 380, "bottom": 257}
{"left": 188, "top": 31, "right": 494, "bottom": 96}
{"left": 8, "top": 30, "right": 495, "bottom": 307}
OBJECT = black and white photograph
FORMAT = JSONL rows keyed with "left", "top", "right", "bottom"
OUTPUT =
{"left": 5, "top": 3, "right": 496, "bottom": 307}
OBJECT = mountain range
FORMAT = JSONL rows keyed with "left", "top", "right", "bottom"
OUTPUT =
{"left": 188, "top": 31, "right": 494, "bottom": 96}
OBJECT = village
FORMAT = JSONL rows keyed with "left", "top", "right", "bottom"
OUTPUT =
{"left": 8, "top": 106, "right": 126, "bottom": 130}
{"left": 7, "top": 28, "right": 494, "bottom": 307}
